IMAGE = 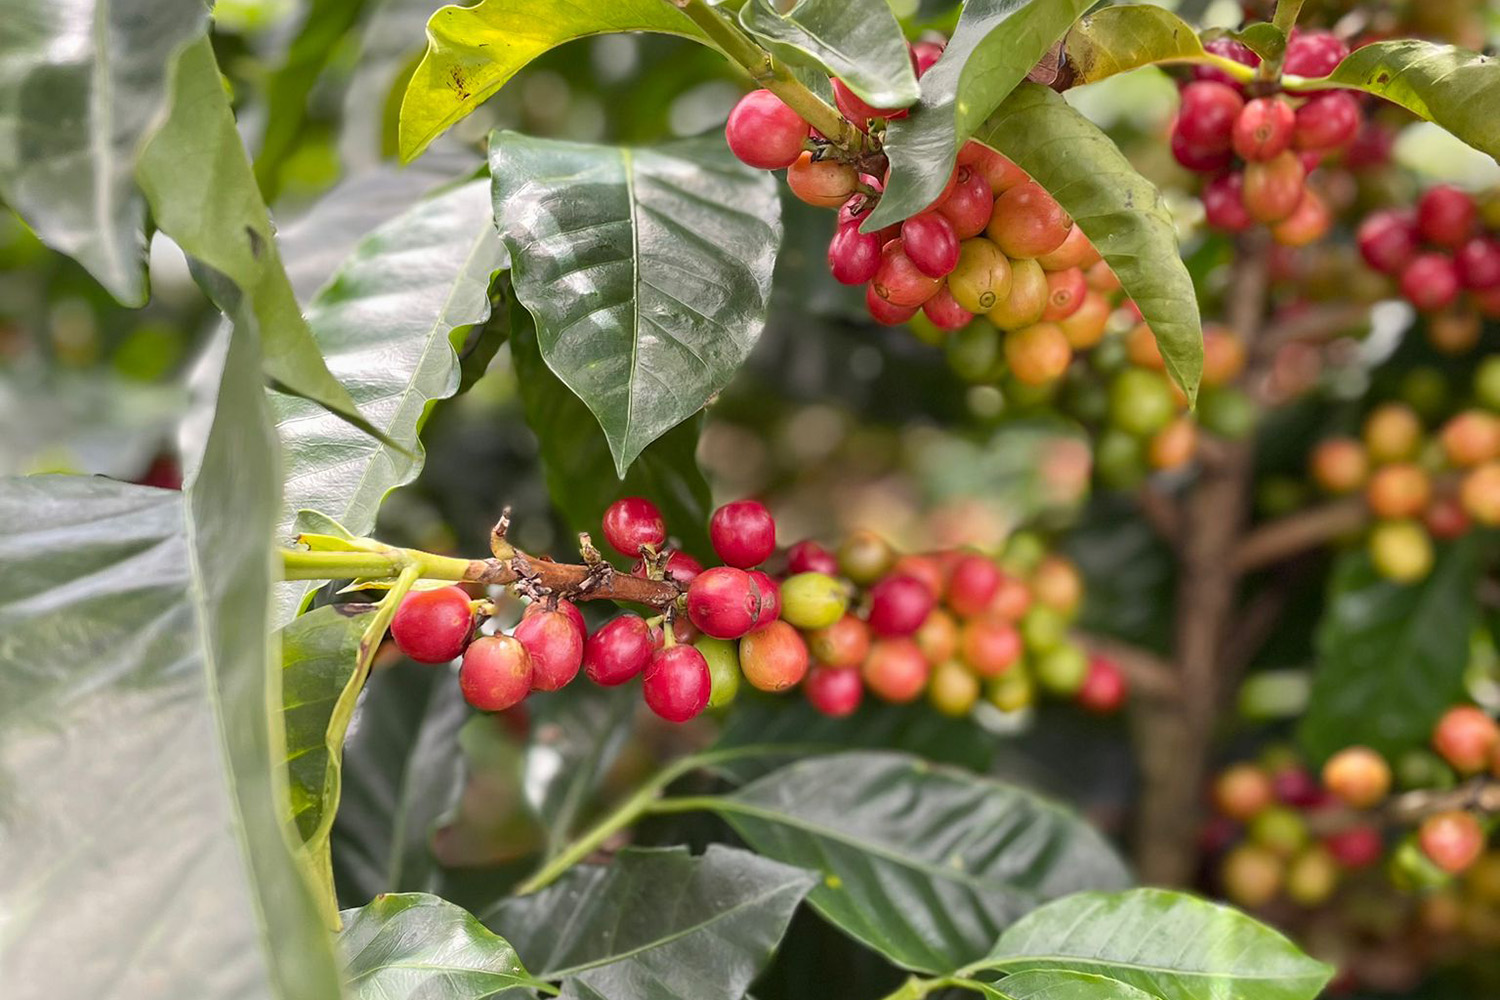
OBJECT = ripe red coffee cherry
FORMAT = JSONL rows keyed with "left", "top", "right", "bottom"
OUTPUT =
{"left": 808, "top": 613, "right": 872, "bottom": 669}
{"left": 1461, "top": 463, "right": 1500, "bottom": 526}
{"left": 787, "top": 539, "right": 838, "bottom": 576}
{"left": 1193, "top": 36, "right": 1260, "bottom": 88}
{"left": 725, "top": 89, "right": 810, "bottom": 170}
{"left": 937, "top": 166, "right": 995, "bottom": 239}
{"left": 959, "top": 616, "right": 1022, "bottom": 678}
{"left": 686, "top": 566, "right": 763, "bottom": 639}
{"left": 873, "top": 238, "right": 942, "bottom": 307}
{"left": 514, "top": 609, "right": 585, "bottom": 692}
{"left": 988, "top": 182, "right": 1071, "bottom": 259}
{"left": 861, "top": 638, "right": 930, "bottom": 702}
{"left": 987, "top": 572, "right": 1032, "bottom": 621}
{"left": 865, "top": 284, "right": 918, "bottom": 325}
{"left": 891, "top": 554, "right": 944, "bottom": 597}
{"left": 1282, "top": 29, "right": 1349, "bottom": 78}
{"left": 1076, "top": 654, "right": 1127, "bottom": 714}
{"left": 1432, "top": 705, "right": 1499, "bottom": 774}
{"left": 1214, "top": 763, "right": 1275, "bottom": 821}
{"left": 603, "top": 497, "right": 666, "bottom": 556}
{"left": 1005, "top": 322, "right": 1072, "bottom": 385}
{"left": 832, "top": 77, "right": 905, "bottom": 131}
{"left": 1242, "top": 151, "right": 1305, "bottom": 224}
{"left": 459, "top": 635, "right": 534, "bottom": 711}
{"left": 1170, "top": 128, "right": 1233, "bottom": 173}
{"left": 921, "top": 285, "right": 975, "bottom": 331}
{"left": 988, "top": 258, "right": 1049, "bottom": 330}
{"left": 1365, "top": 463, "right": 1431, "bottom": 519}
{"left": 1041, "top": 267, "right": 1086, "bottom": 322}
{"left": 787, "top": 151, "right": 858, "bottom": 208}
{"left": 642, "top": 645, "right": 711, "bottom": 722}
{"left": 583, "top": 615, "right": 654, "bottom": 686}
{"left": 914, "top": 608, "right": 960, "bottom": 663}
{"left": 901, "top": 212, "right": 961, "bottom": 278}
{"left": 1271, "top": 189, "right": 1331, "bottom": 248}
{"left": 948, "top": 238, "right": 1013, "bottom": 314}
{"left": 1310, "top": 437, "right": 1368, "bottom": 493}
{"left": 958, "top": 141, "right": 1029, "bottom": 195}
{"left": 1176, "top": 81, "right": 1243, "bottom": 152}
{"left": 1203, "top": 172, "right": 1253, "bottom": 233}
{"left": 1059, "top": 290, "right": 1111, "bottom": 349}
{"left": 946, "top": 553, "right": 1001, "bottom": 617}
{"left": 1324, "top": 826, "right": 1383, "bottom": 869}
{"left": 805, "top": 665, "right": 863, "bottom": 717}
{"left": 1456, "top": 236, "right": 1500, "bottom": 290}
{"left": 1400, "top": 253, "right": 1461, "bottom": 312}
{"left": 1441, "top": 410, "right": 1500, "bottom": 467}
{"left": 1419, "top": 810, "right": 1485, "bottom": 874}
{"left": 710, "top": 499, "right": 776, "bottom": 568}
{"left": 739, "top": 620, "right": 810, "bottom": 692}
{"left": 522, "top": 597, "right": 586, "bottom": 642}
{"left": 1425, "top": 496, "right": 1471, "bottom": 541}
{"left": 1356, "top": 210, "right": 1418, "bottom": 275}
{"left": 867, "top": 573, "right": 937, "bottom": 637}
{"left": 631, "top": 549, "right": 703, "bottom": 588}
{"left": 1293, "top": 92, "right": 1360, "bottom": 151}
{"left": 1321, "top": 746, "right": 1392, "bottom": 809}
{"left": 748, "top": 569, "right": 781, "bottom": 627}
{"left": 1036, "top": 224, "right": 1097, "bottom": 272}
{"left": 390, "top": 586, "right": 475, "bottom": 663}
{"left": 1232, "top": 97, "right": 1295, "bottom": 161}
{"left": 828, "top": 223, "right": 884, "bottom": 285}
{"left": 912, "top": 40, "right": 944, "bottom": 76}
{"left": 1417, "top": 185, "right": 1477, "bottom": 248}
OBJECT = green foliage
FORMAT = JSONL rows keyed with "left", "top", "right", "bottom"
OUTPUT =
{"left": 983, "top": 889, "right": 1334, "bottom": 1000}
{"left": 993, "top": 969, "right": 1165, "bottom": 1000}
{"left": 738, "top": 0, "right": 918, "bottom": 107}
{"left": 491, "top": 132, "right": 781, "bottom": 475}
{"left": 864, "top": 0, "right": 1095, "bottom": 230}
{"left": 1299, "top": 538, "right": 1480, "bottom": 763}
{"left": 1063, "top": 5, "right": 1210, "bottom": 85}
{"left": 522, "top": 683, "right": 639, "bottom": 859}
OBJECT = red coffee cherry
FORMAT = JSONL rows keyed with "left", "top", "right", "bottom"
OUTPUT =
{"left": 901, "top": 212, "right": 961, "bottom": 278}
{"left": 1419, "top": 810, "right": 1485, "bottom": 874}
{"left": 958, "top": 141, "right": 1029, "bottom": 195}
{"left": 1400, "top": 253, "right": 1461, "bottom": 312}
{"left": 1310, "top": 437, "right": 1369, "bottom": 494}
{"left": 1282, "top": 29, "right": 1349, "bottom": 78}
{"left": 603, "top": 497, "right": 666, "bottom": 556}
{"left": 914, "top": 608, "right": 960, "bottom": 664}
{"left": 1214, "top": 763, "right": 1275, "bottom": 821}
{"left": 1321, "top": 746, "right": 1392, "bottom": 809}
{"left": 514, "top": 609, "right": 585, "bottom": 692}
{"left": 1272, "top": 189, "right": 1331, "bottom": 248}
{"left": 1076, "top": 654, "right": 1128, "bottom": 714}
{"left": 945, "top": 553, "right": 1002, "bottom": 618}
{"left": 634, "top": 549, "right": 704, "bottom": 588}
{"left": 921, "top": 285, "right": 975, "bottom": 331}
{"left": 1171, "top": 128, "right": 1233, "bottom": 173}
{"left": 912, "top": 40, "right": 944, "bottom": 76}
{"left": 988, "top": 182, "right": 1071, "bottom": 259}
{"left": 891, "top": 553, "right": 943, "bottom": 598}
{"left": 787, "top": 539, "right": 839, "bottom": 576}
{"left": 1242, "top": 151, "right": 1305, "bottom": 224}
{"left": 987, "top": 572, "right": 1032, "bottom": 621}
{"left": 725, "top": 89, "right": 810, "bottom": 170}
{"left": 583, "top": 615, "right": 654, "bottom": 686}
{"left": 748, "top": 570, "right": 781, "bottom": 627}
{"left": 1418, "top": 185, "right": 1477, "bottom": 248}
{"left": 1059, "top": 290, "right": 1111, "bottom": 349}
{"left": 1041, "top": 267, "right": 1086, "bottom": 322}
{"left": 642, "top": 645, "right": 711, "bottom": 722}
{"left": 937, "top": 166, "right": 995, "bottom": 239}
{"left": 710, "top": 499, "right": 776, "bottom": 568}
{"left": 1293, "top": 92, "right": 1360, "bottom": 151}
{"left": 1456, "top": 236, "right": 1500, "bottom": 290}
{"left": 1005, "top": 322, "right": 1072, "bottom": 385}
{"left": 686, "top": 566, "right": 763, "bottom": 640}
{"left": 1356, "top": 209, "right": 1418, "bottom": 275}
{"left": 739, "top": 620, "right": 810, "bottom": 692}
{"left": 390, "top": 586, "right": 475, "bottom": 663}
{"left": 828, "top": 223, "right": 884, "bottom": 285}
{"left": 1233, "top": 97, "right": 1295, "bottom": 161}
{"left": 787, "top": 151, "right": 858, "bottom": 208}
{"left": 832, "top": 77, "right": 905, "bottom": 131}
{"left": 523, "top": 597, "right": 585, "bottom": 642}
{"left": 959, "top": 616, "right": 1022, "bottom": 677}
{"left": 861, "top": 638, "right": 930, "bottom": 702}
{"left": 1432, "top": 705, "right": 1500, "bottom": 774}
{"left": 1203, "top": 172, "right": 1253, "bottom": 233}
{"left": 1441, "top": 410, "right": 1500, "bottom": 467}
{"left": 867, "top": 573, "right": 937, "bottom": 637}
{"left": 1425, "top": 496, "right": 1472, "bottom": 541}
{"left": 805, "top": 664, "right": 863, "bottom": 717}
{"left": 808, "top": 613, "right": 872, "bottom": 669}
{"left": 1193, "top": 36, "right": 1260, "bottom": 89}
{"left": 1323, "top": 826, "right": 1383, "bottom": 869}
{"left": 865, "top": 284, "right": 919, "bottom": 325}
{"left": 873, "top": 238, "right": 942, "bottom": 307}
{"left": 1176, "top": 81, "right": 1243, "bottom": 152}
{"left": 459, "top": 635, "right": 533, "bottom": 711}
{"left": 1365, "top": 463, "right": 1432, "bottom": 519}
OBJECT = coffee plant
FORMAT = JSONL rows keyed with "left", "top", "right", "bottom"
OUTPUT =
{"left": 5, "top": 0, "right": 1500, "bottom": 997}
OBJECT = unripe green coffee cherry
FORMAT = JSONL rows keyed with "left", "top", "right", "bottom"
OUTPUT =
{"left": 987, "top": 663, "right": 1035, "bottom": 713}
{"left": 695, "top": 637, "right": 742, "bottom": 709}
{"left": 1109, "top": 368, "right": 1177, "bottom": 437}
{"left": 779, "top": 572, "right": 848, "bottom": 629}
{"left": 1019, "top": 605, "right": 1067, "bottom": 654}
{"left": 1033, "top": 641, "right": 1088, "bottom": 695}
{"left": 1249, "top": 805, "right": 1310, "bottom": 857}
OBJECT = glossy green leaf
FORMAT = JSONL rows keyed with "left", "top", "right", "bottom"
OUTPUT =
{"left": 1298, "top": 538, "right": 1478, "bottom": 763}
{"left": 738, "top": 0, "right": 918, "bottom": 108}
{"left": 864, "top": 0, "right": 1094, "bottom": 230}
{"left": 510, "top": 306, "right": 713, "bottom": 559}
{"left": 971, "top": 84, "right": 1202, "bottom": 401}
{"left": 984, "top": 889, "right": 1333, "bottom": 1000}
{"left": 1235, "top": 23, "right": 1287, "bottom": 65}
{"left": 492, "top": 132, "right": 780, "bottom": 475}
{"left": 272, "top": 176, "right": 507, "bottom": 624}
{"left": 484, "top": 846, "right": 816, "bottom": 1000}
{"left": 283, "top": 604, "right": 379, "bottom": 844}
{"left": 1304, "top": 40, "right": 1500, "bottom": 158}
{"left": 995, "top": 969, "right": 1165, "bottom": 1000}
{"left": 697, "top": 751, "right": 1131, "bottom": 974}
{"left": 399, "top": 0, "right": 714, "bottom": 162}
{"left": 332, "top": 661, "right": 471, "bottom": 905}
{"left": 523, "top": 684, "right": 639, "bottom": 858}
{"left": 137, "top": 38, "right": 391, "bottom": 448}
{"left": 1063, "top": 6, "right": 1209, "bottom": 85}
{"left": 0, "top": 325, "right": 342, "bottom": 997}
{"left": 340, "top": 892, "right": 544, "bottom": 999}
{"left": 0, "top": 0, "right": 206, "bottom": 303}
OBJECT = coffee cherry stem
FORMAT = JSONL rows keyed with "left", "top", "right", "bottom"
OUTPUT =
{"left": 1307, "top": 775, "right": 1500, "bottom": 837}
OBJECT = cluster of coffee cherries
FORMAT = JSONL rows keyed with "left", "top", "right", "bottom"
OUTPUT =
{"left": 1174, "top": 31, "right": 1358, "bottom": 245}
{"left": 1358, "top": 184, "right": 1500, "bottom": 344}
{"left": 1309, "top": 395, "right": 1500, "bottom": 582}
{"left": 1210, "top": 704, "right": 1499, "bottom": 914}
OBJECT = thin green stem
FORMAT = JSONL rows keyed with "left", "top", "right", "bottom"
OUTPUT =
{"left": 1272, "top": 0, "right": 1304, "bottom": 36}
{"left": 279, "top": 546, "right": 475, "bottom": 583}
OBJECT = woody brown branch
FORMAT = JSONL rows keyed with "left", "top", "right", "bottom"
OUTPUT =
{"left": 1307, "top": 777, "right": 1500, "bottom": 835}
{"left": 461, "top": 554, "right": 682, "bottom": 609}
